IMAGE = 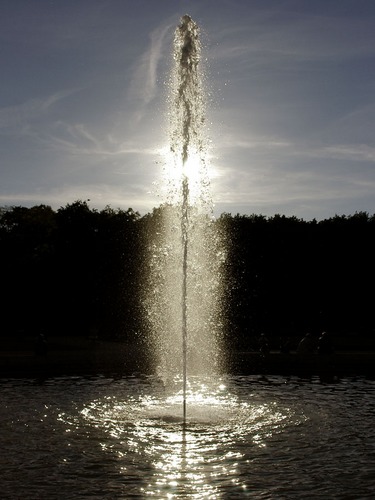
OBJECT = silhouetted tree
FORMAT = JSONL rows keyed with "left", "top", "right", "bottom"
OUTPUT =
{"left": 1, "top": 203, "right": 374, "bottom": 350}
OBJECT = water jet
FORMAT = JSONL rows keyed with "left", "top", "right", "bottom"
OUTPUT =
{"left": 145, "top": 15, "right": 225, "bottom": 422}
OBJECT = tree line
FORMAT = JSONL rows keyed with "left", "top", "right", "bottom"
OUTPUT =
{"left": 218, "top": 211, "right": 375, "bottom": 349}
{"left": 1, "top": 201, "right": 374, "bottom": 349}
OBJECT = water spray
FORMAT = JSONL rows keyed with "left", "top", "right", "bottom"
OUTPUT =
{"left": 173, "top": 14, "right": 201, "bottom": 423}
{"left": 147, "top": 13, "right": 222, "bottom": 423}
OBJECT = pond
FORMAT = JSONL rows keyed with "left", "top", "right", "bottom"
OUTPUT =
{"left": 1, "top": 374, "right": 374, "bottom": 499}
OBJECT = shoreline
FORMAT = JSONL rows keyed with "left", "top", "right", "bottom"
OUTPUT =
{"left": 227, "top": 351, "right": 375, "bottom": 377}
{"left": 1, "top": 348, "right": 375, "bottom": 378}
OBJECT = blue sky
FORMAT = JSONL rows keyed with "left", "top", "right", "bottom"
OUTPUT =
{"left": 1, "top": 0, "right": 375, "bottom": 220}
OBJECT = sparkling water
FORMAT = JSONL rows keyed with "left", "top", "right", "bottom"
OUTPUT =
{"left": 1, "top": 375, "right": 374, "bottom": 499}
{"left": 144, "top": 16, "right": 226, "bottom": 391}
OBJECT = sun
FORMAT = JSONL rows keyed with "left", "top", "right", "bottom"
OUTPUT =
{"left": 162, "top": 147, "right": 209, "bottom": 207}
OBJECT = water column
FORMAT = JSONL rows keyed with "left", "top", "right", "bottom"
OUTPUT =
{"left": 174, "top": 15, "right": 201, "bottom": 422}
{"left": 181, "top": 176, "right": 188, "bottom": 421}
{"left": 145, "top": 15, "right": 225, "bottom": 420}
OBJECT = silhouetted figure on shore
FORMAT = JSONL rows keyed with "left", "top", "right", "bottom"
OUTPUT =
{"left": 258, "top": 333, "right": 270, "bottom": 356}
{"left": 297, "top": 332, "right": 315, "bottom": 355}
{"left": 317, "top": 331, "right": 333, "bottom": 355}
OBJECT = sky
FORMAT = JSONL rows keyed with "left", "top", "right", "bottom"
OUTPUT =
{"left": 1, "top": 0, "right": 375, "bottom": 221}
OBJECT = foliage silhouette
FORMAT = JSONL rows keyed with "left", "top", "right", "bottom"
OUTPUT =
{"left": 1, "top": 203, "right": 374, "bottom": 350}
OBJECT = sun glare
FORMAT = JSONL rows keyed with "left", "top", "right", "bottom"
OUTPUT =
{"left": 160, "top": 145, "right": 214, "bottom": 208}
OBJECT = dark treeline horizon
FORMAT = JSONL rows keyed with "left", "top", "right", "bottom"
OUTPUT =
{"left": 1, "top": 200, "right": 374, "bottom": 350}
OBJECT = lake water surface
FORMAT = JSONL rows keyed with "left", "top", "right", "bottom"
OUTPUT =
{"left": 1, "top": 374, "right": 374, "bottom": 499}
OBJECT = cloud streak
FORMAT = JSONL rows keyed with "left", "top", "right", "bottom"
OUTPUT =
{"left": 211, "top": 9, "right": 375, "bottom": 67}
{"left": 0, "top": 88, "right": 81, "bottom": 133}
{"left": 126, "top": 21, "right": 173, "bottom": 123}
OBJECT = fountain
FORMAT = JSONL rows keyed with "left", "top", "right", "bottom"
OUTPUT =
{"left": 2, "top": 16, "right": 375, "bottom": 500}
{"left": 144, "top": 15, "right": 225, "bottom": 421}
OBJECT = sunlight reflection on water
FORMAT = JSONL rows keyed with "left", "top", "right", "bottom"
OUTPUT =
{"left": 57, "top": 376, "right": 305, "bottom": 498}
{"left": 1, "top": 375, "right": 375, "bottom": 499}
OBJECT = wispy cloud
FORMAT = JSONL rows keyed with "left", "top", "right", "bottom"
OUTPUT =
{"left": 217, "top": 135, "right": 292, "bottom": 151}
{"left": 126, "top": 21, "right": 173, "bottom": 122}
{"left": 43, "top": 121, "right": 158, "bottom": 158}
{"left": 316, "top": 144, "right": 375, "bottom": 163}
{"left": 210, "top": 9, "right": 375, "bottom": 71}
{"left": 0, "top": 90, "right": 158, "bottom": 159}
{"left": 0, "top": 88, "right": 81, "bottom": 133}
{"left": 290, "top": 142, "right": 375, "bottom": 164}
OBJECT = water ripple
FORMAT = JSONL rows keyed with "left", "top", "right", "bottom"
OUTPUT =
{"left": 1, "top": 375, "right": 375, "bottom": 498}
